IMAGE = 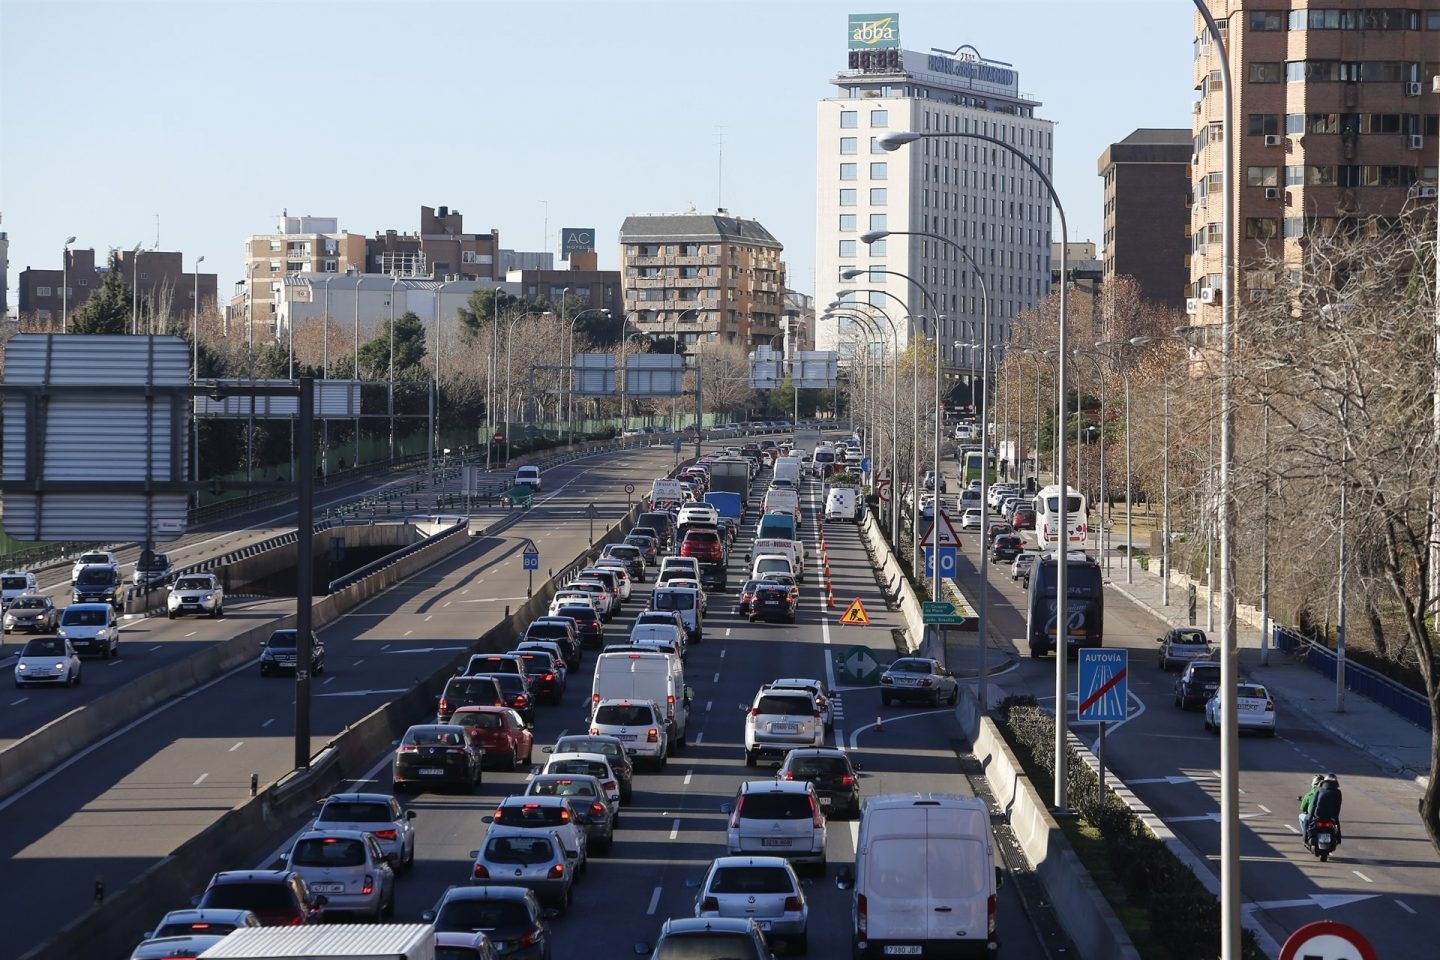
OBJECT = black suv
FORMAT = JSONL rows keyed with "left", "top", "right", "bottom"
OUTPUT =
{"left": 1174, "top": 660, "right": 1222, "bottom": 710}
{"left": 473, "top": 671, "right": 535, "bottom": 725}
{"left": 523, "top": 618, "right": 582, "bottom": 669}
{"left": 778, "top": 747, "right": 862, "bottom": 819}
{"left": 260, "top": 629, "right": 326, "bottom": 677}
{"left": 192, "top": 870, "right": 325, "bottom": 926}
{"left": 436, "top": 674, "right": 506, "bottom": 722}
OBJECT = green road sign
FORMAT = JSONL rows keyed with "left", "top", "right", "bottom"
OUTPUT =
{"left": 922, "top": 600, "right": 968, "bottom": 625}
{"left": 836, "top": 645, "right": 882, "bottom": 685}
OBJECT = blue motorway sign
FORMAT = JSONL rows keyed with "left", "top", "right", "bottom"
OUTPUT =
{"left": 1077, "top": 649, "right": 1128, "bottom": 723}
{"left": 860, "top": 456, "right": 872, "bottom": 474}
{"left": 522, "top": 541, "right": 540, "bottom": 571}
{"left": 923, "top": 545, "right": 958, "bottom": 579}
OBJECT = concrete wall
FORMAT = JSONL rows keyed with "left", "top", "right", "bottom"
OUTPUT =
{"left": 858, "top": 511, "right": 923, "bottom": 652}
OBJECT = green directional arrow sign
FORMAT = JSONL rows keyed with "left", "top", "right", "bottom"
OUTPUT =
{"left": 837, "top": 645, "right": 881, "bottom": 684}
{"left": 923, "top": 600, "right": 967, "bottom": 625}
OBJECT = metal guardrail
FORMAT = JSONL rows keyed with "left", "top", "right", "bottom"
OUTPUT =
{"left": 1272, "top": 624, "right": 1431, "bottom": 731}
{"left": 327, "top": 518, "right": 469, "bottom": 593}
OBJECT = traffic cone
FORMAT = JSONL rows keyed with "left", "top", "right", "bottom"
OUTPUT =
{"left": 875, "top": 714, "right": 884, "bottom": 732}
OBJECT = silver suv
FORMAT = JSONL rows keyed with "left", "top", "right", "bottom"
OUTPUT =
{"left": 742, "top": 686, "right": 823, "bottom": 766}
{"left": 167, "top": 573, "right": 224, "bottom": 619}
{"left": 724, "top": 779, "right": 827, "bottom": 871}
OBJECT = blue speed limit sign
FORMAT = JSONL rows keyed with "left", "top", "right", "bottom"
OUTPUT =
{"left": 924, "top": 546, "right": 958, "bottom": 578}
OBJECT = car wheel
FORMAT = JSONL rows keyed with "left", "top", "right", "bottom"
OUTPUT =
{"left": 72, "top": 668, "right": 81, "bottom": 687}
{"left": 620, "top": 783, "right": 633, "bottom": 804}
{"left": 508, "top": 748, "right": 521, "bottom": 771}
{"left": 109, "top": 641, "right": 119, "bottom": 659}
{"left": 167, "top": 611, "right": 176, "bottom": 620}
{"left": 14, "top": 679, "right": 23, "bottom": 689}
{"left": 745, "top": 749, "right": 758, "bottom": 767}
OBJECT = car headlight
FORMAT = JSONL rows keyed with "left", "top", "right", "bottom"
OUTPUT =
{"left": 16, "top": 663, "right": 28, "bottom": 672}
{"left": 57, "top": 629, "right": 68, "bottom": 638}
{"left": 97, "top": 629, "right": 110, "bottom": 639}
{"left": 201, "top": 592, "right": 213, "bottom": 601}
{"left": 53, "top": 661, "right": 65, "bottom": 670}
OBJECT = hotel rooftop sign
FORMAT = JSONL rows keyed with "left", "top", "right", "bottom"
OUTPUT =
{"left": 848, "top": 13, "right": 899, "bottom": 49}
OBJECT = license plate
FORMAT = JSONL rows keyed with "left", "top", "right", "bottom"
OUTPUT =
{"left": 1317, "top": 833, "right": 1332, "bottom": 844}
{"left": 770, "top": 723, "right": 799, "bottom": 734}
{"left": 618, "top": 734, "right": 637, "bottom": 741}
{"left": 884, "top": 947, "right": 922, "bottom": 955}
{"left": 819, "top": 797, "right": 832, "bottom": 807}
{"left": 419, "top": 768, "right": 445, "bottom": 776}
{"left": 311, "top": 883, "right": 345, "bottom": 893}
{"left": 761, "top": 838, "right": 792, "bottom": 847}
{"left": 756, "top": 920, "right": 772, "bottom": 931}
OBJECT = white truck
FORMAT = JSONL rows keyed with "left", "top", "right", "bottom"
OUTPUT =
{"left": 197, "top": 923, "right": 434, "bottom": 960}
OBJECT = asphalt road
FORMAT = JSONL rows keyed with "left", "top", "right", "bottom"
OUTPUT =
{"left": 0, "top": 442, "right": 689, "bottom": 960}
{"left": 944, "top": 499, "right": 1438, "bottom": 956}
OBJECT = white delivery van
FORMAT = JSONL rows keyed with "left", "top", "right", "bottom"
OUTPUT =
{"left": 762, "top": 487, "right": 801, "bottom": 525}
{"left": 848, "top": 793, "right": 1002, "bottom": 959}
{"left": 773, "top": 457, "right": 803, "bottom": 488}
{"left": 751, "top": 553, "right": 796, "bottom": 582}
{"left": 825, "top": 487, "right": 858, "bottom": 522}
{"left": 197, "top": 923, "right": 434, "bottom": 959}
{"left": 589, "top": 649, "right": 692, "bottom": 748}
{"left": 751, "top": 538, "right": 803, "bottom": 581}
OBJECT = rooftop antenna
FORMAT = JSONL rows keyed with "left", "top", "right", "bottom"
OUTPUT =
{"left": 154, "top": 213, "right": 160, "bottom": 249}
{"left": 716, "top": 125, "right": 725, "bottom": 211}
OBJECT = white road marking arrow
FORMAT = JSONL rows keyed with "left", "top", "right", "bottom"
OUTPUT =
{"left": 1246, "top": 894, "right": 1378, "bottom": 912}
{"left": 1129, "top": 775, "right": 1217, "bottom": 785}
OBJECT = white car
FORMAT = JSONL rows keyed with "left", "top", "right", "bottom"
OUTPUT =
{"left": 0, "top": 570, "right": 40, "bottom": 610}
{"left": 167, "top": 573, "right": 224, "bottom": 619}
{"left": 14, "top": 636, "right": 82, "bottom": 688}
{"left": 569, "top": 578, "right": 616, "bottom": 618}
{"left": 724, "top": 779, "right": 827, "bottom": 870}
{"left": 959, "top": 508, "right": 984, "bottom": 531}
{"left": 589, "top": 698, "right": 669, "bottom": 769}
{"left": 514, "top": 465, "right": 542, "bottom": 492}
{"left": 764, "top": 678, "right": 834, "bottom": 731}
{"left": 694, "top": 856, "right": 809, "bottom": 952}
{"left": 1205, "top": 682, "right": 1277, "bottom": 737}
{"left": 586, "top": 563, "right": 633, "bottom": 601}
{"left": 549, "top": 590, "right": 599, "bottom": 618}
{"left": 70, "top": 551, "right": 119, "bottom": 584}
{"left": 742, "top": 686, "right": 823, "bottom": 766}
{"left": 541, "top": 752, "right": 623, "bottom": 805}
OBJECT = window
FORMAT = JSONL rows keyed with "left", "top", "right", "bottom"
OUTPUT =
{"left": 840, "top": 137, "right": 857, "bottom": 155}
{"left": 840, "top": 111, "right": 857, "bottom": 128}
{"left": 840, "top": 163, "right": 858, "bottom": 180}
{"left": 839, "top": 240, "right": 857, "bottom": 257}
{"left": 870, "top": 136, "right": 887, "bottom": 154}
{"left": 869, "top": 238, "right": 888, "bottom": 256}
{"left": 1247, "top": 114, "right": 1281, "bottom": 136}
{"left": 1246, "top": 218, "right": 1280, "bottom": 239}
{"left": 870, "top": 188, "right": 888, "bottom": 205}
{"left": 1250, "top": 10, "right": 1283, "bottom": 31}
{"left": 870, "top": 109, "right": 888, "bottom": 128}
{"left": 1306, "top": 165, "right": 1337, "bottom": 185}
{"left": 870, "top": 162, "right": 888, "bottom": 180}
{"left": 839, "top": 214, "right": 857, "bottom": 231}
{"left": 869, "top": 214, "right": 887, "bottom": 231}
{"left": 1247, "top": 166, "right": 1280, "bottom": 187}
{"left": 840, "top": 189, "right": 857, "bottom": 206}
{"left": 1283, "top": 218, "right": 1305, "bottom": 238}
{"left": 1250, "top": 62, "right": 1283, "bottom": 82}
{"left": 37, "top": 285, "right": 51, "bottom": 297}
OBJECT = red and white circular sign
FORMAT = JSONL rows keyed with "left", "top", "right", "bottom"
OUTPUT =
{"left": 624, "top": 483, "right": 635, "bottom": 494}
{"left": 877, "top": 481, "right": 892, "bottom": 502}
{"left": 1279, "top": 921, "right": 1377, "bottom": 960}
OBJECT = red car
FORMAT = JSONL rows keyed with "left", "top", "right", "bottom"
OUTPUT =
{"left": 449, "top": 706, "right": 535, "bottom": 770}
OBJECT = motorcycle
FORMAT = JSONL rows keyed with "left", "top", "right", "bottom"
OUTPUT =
{"left": 1306, "top": 818, "right": 1340, "bottom": 862}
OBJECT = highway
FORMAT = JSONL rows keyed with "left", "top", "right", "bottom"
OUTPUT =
{"left": 945, "top": 500, "right": 1439, "bottom": 957}
{"left": 9, "top": 445, "right": 1059, "bottom": 960}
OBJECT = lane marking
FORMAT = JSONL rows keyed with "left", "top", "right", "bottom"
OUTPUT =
{"left": 261, "top": 718, "right": 275, "bottom": 728}
{"left": 1353, "top": 870, "right": 1373, "bottom": 883}
{"left": 719, "top": 649, "right": 726, "bottom": 659}
{"left": 1396, "top": 900, "right": 1417, "bottom": 914}
{"left": 725, "top": 628, "right": 732, "bottom": 637}
{"left": 705, "top": 701, "right": 712, "bottom": 712}
{"left": 713, "top": 673, "right": 720, "bottom": 683}
{"left": 1257, "top": 804, "right": 1271, "bottom": 814}
{"left": 404, "top": 630, "right": 413, "bottom": 637}
{"left": 185, "top": 632, "right": 198, "bottom": 639}
{"left": 323, "top": 676, "right": 336, "bottom": 685}
{"left": 193, "top": 773, "right": 209, "bottom": 785}
{"left": 229, "top": 741, "right": 244, "bottom": 752}
{"left": 695, "top": 731, "right": 704, "bottom": 743}
{"left": 669, "top": 818, "right": 680, "bottom": 840}
{"left": 646, "top": 886, "right": 662, "bottom": 915}
{"left": 683, "top": 770, "right": 693, "bottom": 785}
{"left": 149, "top": 645, "right": 163, "bottom": 652}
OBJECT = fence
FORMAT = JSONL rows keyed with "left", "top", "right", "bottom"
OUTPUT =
{"left": 1272, "top": 624, "right": 1431, "bottom": 732}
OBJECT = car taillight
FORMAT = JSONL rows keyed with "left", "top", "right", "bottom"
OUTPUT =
{"left": 589, "top": 727, "right": 600, "bottom": 735}
{"left": 810, "top": 797, "right": 824, "bottom": 827}
{"left": 783, "top": 895, "right": 802, "bottom": 912}
{"left": 857, "top": 893, "right": 868, "bottom": 936}
{"left": 988, "top": 893, "right": 997, "bottom": 938}
{"left": 515, "top": 695, "right": 528, "bottom": 707}
{"left": 813, "top": 710, "right": 822, "bottom": 719}
{"left": 517, "top": 929, "right": 541, "bottom": 947}
{"left": 1265, "top": 702, "right": 1274, "bottom": 711}
{"left": 700, "top": 896, "right": 719, "bottom": 912}
{"left": 372, "top": 829, "right": 397, "bottom": 841}
{"left": 473, "top": 863, "right": 489, "bottom": 879}
{"left": 548, "top": 863, "right": 565, "bottom": 878}
{"left": 603, "top": 780, "right": 617, "bottom": 793}
{"left": 782, "top": 770, "right": 794, "bottom": 780}
{"left": 590, "top": 802, "right": 607, "bottom": 817}
{"left": 880, "top": 675, "right": 893, "bottom": 685}
{"left": 542, "top": 672, "right": 554, "bottom": 681}
{"left": 592, "top": 693, "right": 601, "bottom": 705}
{"left": 437, "top": 698, "right": 449, "bottom": 715}
{"left": 492, "top": 809, "right": 505, "bottom": 822}
{"left": 841, "top": 774, "right": 855, "bottom": 787}
{"left": 362, "top": 874, "right": 374, "bottom": 895}
{"left": 397, "top": 744, "right": 417, "bottom": 754}
{"left": 750, "top": 707, "right": 759, "bottom": 716}
{"left": 730, "top": 797, "right": 744, "bottom": 828}
{"left": 647, "top": 728, "right": 659, "bottom": 743}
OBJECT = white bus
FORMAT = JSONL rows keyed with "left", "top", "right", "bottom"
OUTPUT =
{"left": 1035, "top": 484, "right": 1088, "bottom": 546}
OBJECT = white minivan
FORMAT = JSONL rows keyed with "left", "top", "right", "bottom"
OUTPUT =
{"left": 846, "top": 793, "right": 1002, "bottom": 959}
{"left": 825, "top": 487, "right": 858, "bottom": 522}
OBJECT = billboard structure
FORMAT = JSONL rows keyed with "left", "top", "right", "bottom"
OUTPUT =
{"left": 573, "top": 353, "right": 616, "bottom": 396}
{"left": 195, "top": 379, "right": 361, "bottom": 418}
{"left": 561, "top": 227, "right": 596, "bottom": 262}
{"left": 749, "top": 345, "right": 785, "bottom": 389}
{"left": 624, "top": 354, "right": 685, "bottom": 397}
{"left": 794, "top": 351, "right": 840, "bottom": 389}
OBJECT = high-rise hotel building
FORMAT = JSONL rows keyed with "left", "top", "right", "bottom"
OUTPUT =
{"left": 1189, "top": 2, "right": 1438, "bottom": 325}
{"left": 816, "top": 13, "right": 1056, "bottom": 373}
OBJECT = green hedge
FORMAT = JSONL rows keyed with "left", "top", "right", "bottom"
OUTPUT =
{"left": 997, "top": 695, "right": 1266, "bottom": 960}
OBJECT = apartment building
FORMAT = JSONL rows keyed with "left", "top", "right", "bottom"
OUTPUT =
{"left": 18, "top": 247, "right": 217, "bottom": 328}
{"left": 1098, "top": 128, "right": 1193, "bottom": 311}
{"left": 617, "top": 211, "right": 786, "bottom": 352}
{"left": 1190, "top": 2, "right": 1439, "bottom": 322}
{"left": 817, "top": 13, "right": 1055, "bottom": 373}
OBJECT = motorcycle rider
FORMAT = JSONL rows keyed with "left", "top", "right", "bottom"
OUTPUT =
{"left": 1311, "top": 773, "right": 1343, "bottom": 845}
{"left": 1298, "top": 774, "right": 1324, "bottom": 839}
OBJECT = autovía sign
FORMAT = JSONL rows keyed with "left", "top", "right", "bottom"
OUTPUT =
{"left": 848, "top": 13, "right": 900, "bottom": 49}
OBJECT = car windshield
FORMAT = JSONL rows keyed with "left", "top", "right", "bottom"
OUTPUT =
{"left": 456, "top": 711, "right": 502, "bottom": 729}
{"left": 755, "top": 695, "right": 812, "bottom": 716}
{"left": 318, "top": 801, "right": 391, "bottom": 823}
{"left": 1236, "top": 685, "right": 1268, "bottom": 699}
{"left": 175, "top": 578, "right": 211, "bottom": 590}
{"left": 739, "top": 793, "right": 812, "bottom": 819}
{"left": 202, "top": 884, "right": 295, "bottom": 912}
{"left": 530, "top": 778, "right": 597, "bottom": 798}
{"left": 75, "top": 568, "right": 116, "bottom": 585}
{"left": 653, "top": 933, "right": 758, "bottom": 960}
{"left": 485, "top": 835, "right": 555, "bottom": 864}
{"left": 60, "top": 609, "right": 106, "bottom": 627}
{"left": 554, "top": 738, "right": 622, "bottom": 761}
{"left": 788, "top": 756, "right": 849, "bottom": 778}
{"left": 436, "top": 900, "right": 531, "bottom": 931}
{"left": 558, "top": 606, "right": 595, "bottom": 622}
{"left": 709, "top": 866, "right": 794, "bottom": 894}
{"left": 1173, "top": 630, "right": 1208, "bottom": 645}
{"left": 548, "top": 759, "right": 607, "bottom": 778}
{"left": 290, "top": 836, "right": 367, "bottom": 867}
{"left": 11, "top": 597, "right": 46, "bottom": 610}
{"left": 268, "top": 632, "right": 298, "bottom": 649}
{"left": 595, "top": 704, "right": 654, "bottom": 725}
{"left": 499, "top": 801, "right": 568, "bottom": 826}
{"left": 653, "top": 593, "right": 694, "bottom": 611}
{"left": 22, "top": 638, "right": 66, "bottom": 656}
{"left": 407, "top": 728, "right": 465, "bottom": 746}
{"left": 79, "top": 554, "right": 109, "bottom": 565}
{"left": 1, "top": 576, "right": 28, "bottom": 590}
{"left": 153, "top": 920, "right": 243, "bottom": 937}
{"left": 1189, "top": 664, "right": 1221, "bottom": 682}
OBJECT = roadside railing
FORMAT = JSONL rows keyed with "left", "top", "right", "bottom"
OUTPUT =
{"left": 1272, "top": 624, "right": 1431, "bottom": 731}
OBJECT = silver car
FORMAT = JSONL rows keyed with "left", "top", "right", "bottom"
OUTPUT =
{"left": 469, "top": 825, "right": 575, "bottom": 914}
{"left": 283, "top": 829, "right": 395, "bottom": 920}
{"left": 525, "top": 773, "right": 616, "bottom": 854}
{"left": 312, "top": 792, "right": 417, "bottom": 872}
{"left": 695, "top": 855, "right": 809, "bottom": 952}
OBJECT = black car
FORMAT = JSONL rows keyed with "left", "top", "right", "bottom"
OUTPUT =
{"left": 750, "top": 583, "right": 797, "bottom": 624}
{"left": 259, "top": 629, "right": 326, "bottom": 677}
{"left": 71, "top": 565, "right": 123, "bottom": 609}
{"left": 778, "top": 747, "right": 862, "bottom": 819}
{"left": 437, "top": 674, "right": 507, "bottom": 722}
{"left": 556, "top": 604, "right": 604, "bottom": 649}
{"left": 522, "top": 618, "right": 582, "bottom": 670}
{"left": 1174, "top": 660, "right": 1222, "bottom": 710}
{"left": 624, "top": 533, "right": 660, "bottom": 566}
{"left": 984, "top": 521, "right": 1013, "bottom": 546}
{"left": 734, "top": 579, "right": 764, "bottom": 617}
{"left": 636, "top": 512, "right": 676, "bottom": 551}
{"left": 510, "top": 649, "right": 565, "bottom": 705}
{"left": 991, "top": 534, "right": 1023, "bottom": 563}
{"left": 473, "top": 672, "right": 536, "bottom": 725}
{"left": 392, "top": 724, "right": 482, "bottom": 793}
{"left": 422, "top": 885, "right": 552, "bottom": 960}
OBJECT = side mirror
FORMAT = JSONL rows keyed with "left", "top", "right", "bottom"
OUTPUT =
{"left": 542, "top": 745, "right": 554, "bottom": 754}
{"left": 852, "top": 761, "right": 863, "bottom": 772}
{"left": 280, "top": 852, "right": 290, "bottom": 862}
{"left": 481, "top": 816, "right": 494, "bottom": 824}
{"left": 720, "top": 802, "right": 733, "bottom": 814}
{"left": 190, "top": 895, "right": 201, "bottom": 906}
{"left": 633, "top": 943, "right": 651, "bottom": 955}
{"left": 421, "top": 910, "right": 436, "bottom": 923}
{"left": 406, "top": 810, "right": 417, "bottom": 820}
{"left": 468, "top": 849, "right": 481, "bottom": 858}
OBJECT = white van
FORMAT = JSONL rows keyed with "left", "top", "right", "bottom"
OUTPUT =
{"left": 650, "top": 585, "right": 703, "bottom": 643}
{"left": 751, "top": 539, "right": 803, "bottom": 581}
{"left": 825, "top": 487, "right": 858, "bottom": 522}
{"left": 773, "top": 457, "right": 802, "bottom": 488}
{"left": 848, "top": 793, "right": 1001, "bottom": 959}
{"left": 751, "top": 554, "right": 795, "bottom": 582}
{"left": 762, "top": 487, "right": 801, "bottom": 525}
{"left": 589, "top": 649, "right": 692, "bottom": 748}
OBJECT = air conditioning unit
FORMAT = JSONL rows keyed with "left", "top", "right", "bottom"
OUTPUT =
{"left": 1405, "top": 82, "right": 1423, "bottom": 96}
{"left": 1200, "top": 287, "right": 1218, "bottom": 304}
{"left": 1419, "top": 186, "right": 1439, "bottom": 199}
{"left": 1191, "top": 153, "right": 1200, "bottom": 167}
{"left": 1185, "top": 297, "right": 1199, "bottom": 315}
{"left": 1408, "top": 135, "right": 1424, "bottom": 150}
{"left": 1264, "top": 187, "right": 1281, "bottom": 200}
{"left": 1264, "top": 134, "right": 1282, "bottom": 147}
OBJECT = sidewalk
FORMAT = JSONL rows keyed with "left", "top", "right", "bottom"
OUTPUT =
{"left": 1108, "top": 555, "right": 1433, "bottom": 791}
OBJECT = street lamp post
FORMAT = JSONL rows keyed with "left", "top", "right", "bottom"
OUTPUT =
{"left": 61, "top": 236, "right": 76, "bottom": 333}
{"left": 831, "top": 299, "right": 901, "bottom": 542}
{"left": 566, "top": 307, "right": 611, "bottom": 444}
{"left": 246, "top": 261, "right": 261, "bottom": 485}
{"left": 321, "top": 275, "right": 334, "bottom": 480}
{"left": 192, "top": 254, "right": 205, "bottom": 508}
{"left": 1097, "top": 338, "right": 1150, "bottom": 583}
{"left": 130, "top": 244, "right": 144, "bottom": 335}
{"left": 429, "top": 280, "right": 450, "bottom": 481}
{"left": 882, "top": 127, "right": 1073, "bottom": 810}
{"left": 352, "top": 276, "right": 362, "bottom": 470}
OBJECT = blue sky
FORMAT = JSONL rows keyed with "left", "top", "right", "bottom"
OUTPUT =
{"left": 1, "top": 0, "right": 1196, "bottom": 307}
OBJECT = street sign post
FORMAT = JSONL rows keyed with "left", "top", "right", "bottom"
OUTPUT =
{"left": 860, "top": 456, "right": 872, "bottom": 475}
{"left": 921, "top": 600, "right": 967, "bottom": 626}
{"left": 1077, "top": 649, "right": 1128, "bottom": 794}
{"left": 624, "top": 482, "right": 635, "bottom": 512}
{"left": 1279, "top": 921, "right": 1377, "bottom": 960}
{"left": 923, "top": 546, "right": 959, "bottom": 580}
{"left": 836, "top": 644, "right": 881, "bottom": 685}
{"left": 521, "top": 540, "right": 539, "bottom": 597}
{"left": 876, "top": 480, "right": 891, "bottom": 502}
{"left": 586, "top": 502, "right": 599, "bottom": 541}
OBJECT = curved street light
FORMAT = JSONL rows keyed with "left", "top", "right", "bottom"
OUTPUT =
{"left": 829, "top": 299, "right": 902, "bottom": 547}
{"left": 565, "top": 306, "right": 611, "bottom": 443}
